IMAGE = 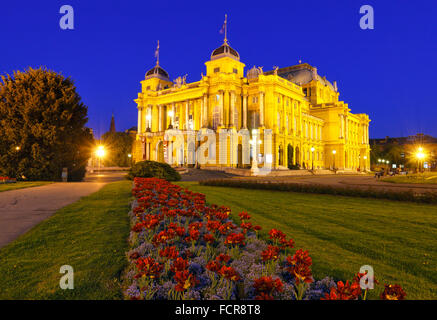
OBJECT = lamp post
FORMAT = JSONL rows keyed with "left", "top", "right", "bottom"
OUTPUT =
{"left": 416, "top": 147, "right": 425, "bottom": 173}
{"left": 363, "top": 155, "right": 367, "bottom": 172}
{"left": 128, "top": 153, "right": 132, "bottom": 167}
{"left": 311, "top": 147, "right": 315, "bottom": 171}
{"left": 332, "top": 150, "right": 336, "bottom": 172}
{"left": 168, "top": 110, "right": 174, "bottom": 129}
{"left": 96, "top": 145, "right": 105, "bottom": 171}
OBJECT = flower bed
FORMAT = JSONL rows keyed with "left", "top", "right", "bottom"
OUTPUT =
{"left": 0, "top": 177, "right": 16, "bottom": 183}
{"left": 123, "top": 177, "right": 406, "bottom": 300}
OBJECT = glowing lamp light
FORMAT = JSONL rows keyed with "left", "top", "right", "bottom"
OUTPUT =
{"left": 15, "top": 146, "right": 20, "bottom": 151}
{"left": 416, "top": 152, "right": 425, "bottom": 160}
{"left": 311, "top": 147, "right": 315, "bottom": 152}
{"left": 128, "top": 154, "right": 132, "bottom": 158}
{"left": 146, "top": 114, "right": 152, "bottom": 121}
{"left": 332, "top": 150, "right": 336, "bottom": 155}
{"left": 168, "top": 110, "right": 174, "bottom": 118}
{"left": 96, "top": 146, "right": 105, "bottom": 158}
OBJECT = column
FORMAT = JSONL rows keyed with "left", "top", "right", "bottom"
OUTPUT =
{"left": 219, "top": 91, "right": 224, "bottom": 126}
{"left": 185, "top": 101, "right": 189, "bottom": 130}
{"left": 158, "top": 105, "right": 162, "bottom": 131}
{"left": 203, "top": 94, "right": 208, "bottom": 128}
{"left": 345, "top": 116, "right": 348, "bottom": 142}
{"left": 298, "top": 102, "right": 302, "bottom": 136}
{"left": 230, "top": 91, "right": 235, "bottom": 127}
{"left": 242, "top": 94, "right": 247, "bottom": 128}
{"left": 259, "top": 92, "right": 264, "bottom": 127}
{"left": 291, "top": 100, "right": 295, "bottom": 135}
{"left": 340, "top": 114, "right": 344, "bottom": 138}
{"left": 137, "top": 107, "right": 143, "bottom": 134}
{"left": 200, "top": 97, "right": 204, "bottom": 129}
{"left": 366, "top": 124, "right": 369, "bottom": 144}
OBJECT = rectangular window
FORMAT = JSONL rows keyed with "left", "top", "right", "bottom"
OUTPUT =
{"left": 214, "top": 67, "right": 220, "bottom": 73}
{"left": 303, "top": 88, "right": 307, "bottom": 97}
{"left": 233, "top": 68, "right": 238, "bottom": 74}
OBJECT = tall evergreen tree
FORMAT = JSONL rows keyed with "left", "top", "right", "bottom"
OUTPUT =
{"left": 0, "top": 67, "right": 93, "bottom": 181}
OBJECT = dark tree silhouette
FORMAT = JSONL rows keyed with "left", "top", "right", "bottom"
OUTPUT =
{"left": 0, "top": 67, "right": 93, "bottom": 181}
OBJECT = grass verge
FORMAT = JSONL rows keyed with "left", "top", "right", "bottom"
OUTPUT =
{"left": 0, "top": 181, "right": 53, "bottom": 193}
{"left": 177, "top": 181, "right": 437, "bottom": 299}
{"left": 382, "top": 172, "right": 437, "bottom": 185}
{"left": 0, "top": 180, "right": 132, "bottom": 299}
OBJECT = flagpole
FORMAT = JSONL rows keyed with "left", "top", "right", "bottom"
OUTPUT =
{"left": 156, "top": 40, "right": 160, "bottom": 66}
{"left": 224, "top": 14, "right": 228, "bottom": 44}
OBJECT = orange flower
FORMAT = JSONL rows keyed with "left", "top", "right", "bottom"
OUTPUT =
{"left": 218, "top": 265, "right": 240, "bottom": 281}
{"left": 134, "top": 257, "right": 163, "bottom": 279}
{"left": 286, "top": 249, "right": 313, "bottom": 284}
{"left": 253, "top": 276, "right": 283, "bottom": 299}
{"left": 159, "top": 246, "right": 179, "bottom": 259}
{"left": 238, "top": 211, "right": 251, "bottom": 221}
{"left": 322, "top": 280, "right": 362, "bottom": 300}
{"left": 224, "top": 232, "right": 245, "bottom": 246}
{"left": 174, "top": 270, "right": 197, "bottom": 292}
{"left": 171, "top": 257, "right": 188, "bottom": 273}
{"left": 206, "top": 260, "right": 222, "bottom": 273}
{"left": 261, "top": 245, "right": 280, "bottom": 261}
{"left": 380, "top": 284, "right": 406, "bottom": 300}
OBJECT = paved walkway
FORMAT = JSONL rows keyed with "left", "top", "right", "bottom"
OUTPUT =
{"left": 0, "top": 182, "right": 106, "bottom": 248}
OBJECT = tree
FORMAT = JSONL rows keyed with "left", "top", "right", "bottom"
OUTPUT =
{"left": 100, "top": 131, "right": 133, "bottom": 167}
{"left": 0, "top": 67, "right": 93, "bottom": 181}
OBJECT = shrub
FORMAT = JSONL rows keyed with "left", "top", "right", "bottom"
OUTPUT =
{"left": 199, "top": 179, "right": 437, "bottom": 204}
{"left": 288, "top": 164, "right": 300, "bottom": 170}
{"left": 127, "top": 161, "right": 181, "bottom": 181}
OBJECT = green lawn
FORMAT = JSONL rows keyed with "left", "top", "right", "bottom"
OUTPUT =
{"left": 0, "top": 180, "right": 132, "bottom": 299}
{"left": 0, "top": 181, "right": 53, "bottom": 192}
{"left": 382, "top": 172, "right": 437, "bottom": 184}
{"left": 178, "top": 182, "right": 437, "bottom": 300}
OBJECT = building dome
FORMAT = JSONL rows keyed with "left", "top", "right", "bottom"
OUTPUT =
{"left": 211, "top": 42, "right": 240, "bottom": 61}
{"left": 275, "top": 64, "right": 335, "bottom": 90}
{"left": 247, "top": 66, "right": 262, "bottom": 79}
{"left": 145, "top": 65, "right": 170, "bottom": 80}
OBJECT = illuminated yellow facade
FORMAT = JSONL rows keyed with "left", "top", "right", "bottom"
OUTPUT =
{"left": 134, "top": 37, "right": 370, "bottom": 172}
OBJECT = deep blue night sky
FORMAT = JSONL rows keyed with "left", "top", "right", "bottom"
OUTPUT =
{"left": 1, "top": 0, "right": 436, "bottom": 138}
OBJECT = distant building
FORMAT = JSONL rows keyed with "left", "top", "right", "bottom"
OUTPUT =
{"left": 109, "top": 114, "right": 116, "bottom": 133}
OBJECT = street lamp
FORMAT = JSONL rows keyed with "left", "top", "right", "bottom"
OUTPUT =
{"left": 332, "top": 150, "right": 336, "bottom": 172}
{"left": 363, "top": 155, "right": 368, "bottom": 172}
{"left": 311, "top": 147, "right": 315, "bottom": 170}
{"left": 15, "top": 146, "right": 20, "bottom": 151}
{"left": 96, "top": 145, "right": 105, "bottom": 171}
{"left": 168, "top": 110, "right": 174, "bottom": 129}
{"left": 416, "top": 148, "right": 425, "bottom": 173}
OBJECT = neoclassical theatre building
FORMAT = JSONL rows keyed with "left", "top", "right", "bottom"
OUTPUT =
{"left": 133, "top": 37, "right": 371, "bottom": 171}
